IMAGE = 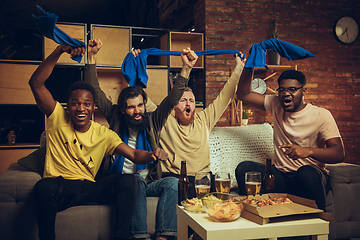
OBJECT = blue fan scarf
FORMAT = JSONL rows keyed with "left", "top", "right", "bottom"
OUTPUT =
{"left": 32, "top": 5, "right": 86, "bottom": 63}
{"left": 109, "top": 127, "right": 152, "bottom": 174}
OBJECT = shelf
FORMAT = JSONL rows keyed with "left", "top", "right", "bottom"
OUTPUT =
{"left": 254, "top": 65, "right": 297, "bottom": 71}
{"left": 0, "top": 143, "right": 41, "bottom": 149}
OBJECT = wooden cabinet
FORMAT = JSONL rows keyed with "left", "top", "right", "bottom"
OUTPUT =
{"left": 0, "top": 22, "right": 87, "bottom": 174}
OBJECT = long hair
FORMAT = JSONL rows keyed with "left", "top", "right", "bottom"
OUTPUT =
{"left": 117, "top": 86, "right": 148, "bottom": 113}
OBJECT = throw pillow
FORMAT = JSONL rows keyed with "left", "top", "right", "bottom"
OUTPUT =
{"left": 17, "top": 144, "right": 46, "bottom": 175}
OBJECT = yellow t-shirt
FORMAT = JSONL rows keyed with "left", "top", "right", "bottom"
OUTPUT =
{"left": 43, "top": 102, "right": 123, "bottom": 181}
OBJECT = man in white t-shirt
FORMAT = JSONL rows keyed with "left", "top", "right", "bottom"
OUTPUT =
{"left": 235, "top": 69, "right": 345, "bottom": 210}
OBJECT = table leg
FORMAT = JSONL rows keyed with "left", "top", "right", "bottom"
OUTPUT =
{"left": 312, "top": 234, "right": 328, "bottom": 240}
{"left": 177, "top": 214, "right": 188, "bottom": 240}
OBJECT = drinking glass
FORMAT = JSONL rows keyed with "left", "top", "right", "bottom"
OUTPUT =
{"left": 195, "top": 172, "right": 211, "bottom": 199}
{"left": 245, "top": 172, "right": 261, "bottom": 196}
{"left": 214, "top": 172, "right": 231, "bottom": 194}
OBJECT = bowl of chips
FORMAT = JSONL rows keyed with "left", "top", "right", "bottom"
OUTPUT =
{"left": 181, "top": 198, "right": 206, "bottom": 213}
{"left": 201, "top": 192, "right": 244, "bottom": 222}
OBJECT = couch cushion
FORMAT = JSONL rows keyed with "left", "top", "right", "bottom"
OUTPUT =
{"left": 209, "top": 124, "right": 274, "bottom": 189}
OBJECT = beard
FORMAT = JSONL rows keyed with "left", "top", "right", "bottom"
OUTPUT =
{"left": 124, "top": 112, "right": 149, "bottom": 131}
{"left": 175, "top": 108, "right": 195, "bottom": 126}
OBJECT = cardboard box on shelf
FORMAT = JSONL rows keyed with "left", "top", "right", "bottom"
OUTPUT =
{"left": 241, "top": 193, "right": 332, "bottom": 225}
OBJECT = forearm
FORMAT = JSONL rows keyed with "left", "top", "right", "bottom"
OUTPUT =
{"left": 132, "top": 150, "right": 154, "bottom": 165}
{"left": 308, "top": 145, "right": 345, "bottom": 164}
{"left": 179, "top": 65, "right": 192, "bottom": 79}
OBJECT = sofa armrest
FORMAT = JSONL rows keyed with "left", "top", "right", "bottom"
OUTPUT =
{"left": 326, "top": 163, "right": 360, "bottom": 240}
{"left": 0, "top": 163, "right": 41, "bottom": 203}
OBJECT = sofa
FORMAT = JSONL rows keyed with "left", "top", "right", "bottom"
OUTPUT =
{"left": 0, "top": 123, "right": 359, "bottom": 240}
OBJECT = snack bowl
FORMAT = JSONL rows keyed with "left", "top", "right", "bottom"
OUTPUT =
{"left": 201, "top": 192, "right": 244, "bottom": 222}
{"left": 181, "top": 198, "right": 206, "bottom": 213}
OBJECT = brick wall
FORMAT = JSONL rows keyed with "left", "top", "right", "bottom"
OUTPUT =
{"left": 194, "top": 0, "right": 360, "bottom": 164}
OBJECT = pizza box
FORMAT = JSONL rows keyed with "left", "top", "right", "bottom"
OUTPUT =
{"left": 240, "top": 193, "right": 332, "bottom": 225}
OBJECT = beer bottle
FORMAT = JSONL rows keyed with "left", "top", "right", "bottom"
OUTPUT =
{"left": 178, "top": 161, "right": 189, "bottom": 205}
{"left": 263, "top": 158, "right": 275, "bottom": 193}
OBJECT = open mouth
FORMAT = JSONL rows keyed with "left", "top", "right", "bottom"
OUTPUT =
{"left": 76, "top": 113, "right": 87, "bottom": 121}
{"left": 283, "top": 98, "right": 292, "bottom": 107}
{"left": 133, "top": 114, "right": 142, "bottom": 121}
{"left": 185, "top": 108, "right": 191, "bottom": 115}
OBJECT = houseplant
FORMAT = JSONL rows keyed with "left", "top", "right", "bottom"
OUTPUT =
{"left": 268, "top": 8, "right": 280, "bottom": 65}
{"left": 242, "top": 108, "right": 248, "bottom": 126}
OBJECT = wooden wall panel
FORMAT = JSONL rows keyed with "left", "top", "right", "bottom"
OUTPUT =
{"left": 92, "top": 27, "right": 130, "bottom": 66}
{"left": 146, "top": 69, "right": 168, "bottom": 105}
{"left": 0, "top": 63, "right": 38, "bottom": 104}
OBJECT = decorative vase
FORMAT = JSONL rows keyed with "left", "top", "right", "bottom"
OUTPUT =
{"left": 7, "top": 130, "right": 16, "bottom": 145}
{"left": 268, "top": 49, "right": 280, "bottom": 65}
{"left": 242, "top": 119, "right": 248, "bottom": 126}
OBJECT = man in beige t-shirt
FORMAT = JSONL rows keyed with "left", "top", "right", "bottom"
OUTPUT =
{"left": 235, "top": 69, "right": 345, "bottom": 210}
{"left": 159, "top": 52, "right": 246, "bottom": 198}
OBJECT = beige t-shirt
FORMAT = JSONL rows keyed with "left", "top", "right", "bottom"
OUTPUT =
{"left": 160, "top": 72, "right": 240, "bottom": 176}
{"left": 264, "top": 95, "right": 342, "bottom": 173}
{"left": 44, "top": 102, "right": 123, "bottom": 181}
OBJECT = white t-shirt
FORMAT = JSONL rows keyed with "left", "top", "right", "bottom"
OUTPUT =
{"left": 264, "top": 95, "right": 342, "bottom": 173}
{"left": 122, "top": 128, "right": 149, "bottom": 178}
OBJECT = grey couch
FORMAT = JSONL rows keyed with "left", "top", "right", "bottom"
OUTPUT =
{"left": 0, "top": 124, "right": 359, "bottom": 240}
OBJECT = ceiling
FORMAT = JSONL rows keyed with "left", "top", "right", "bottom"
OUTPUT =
{"left": 0, "top": 0, "right": 195, "bottom": 29}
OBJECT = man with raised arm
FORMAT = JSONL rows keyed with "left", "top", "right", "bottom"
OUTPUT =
{"left": 85, "top": 39, "right": 198, "bottom": 240}
{"left": 235, "top": 69, "right": 345, "bottom": 210}
{"left": 29, "top": 44, "right": 167, "bottom": 240}
{"left": 158, "top": 52, "right": 246, "bottom": 198}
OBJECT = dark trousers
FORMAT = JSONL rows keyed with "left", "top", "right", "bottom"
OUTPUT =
{"left": 235, "top": 161, "right": 329, "bottom": 211}
{"left": 34, "top": 174, "right": 137, "bottom": 240}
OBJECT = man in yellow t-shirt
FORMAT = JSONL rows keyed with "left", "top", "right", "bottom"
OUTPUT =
{"left": 28, "top": 44, "right": 168, "bottom": 240}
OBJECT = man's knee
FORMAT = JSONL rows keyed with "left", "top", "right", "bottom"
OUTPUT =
{"left": 34, "top": 178, "right": 58, "bottom": 199}
{"left": 162, "top": 177, "right": 178, "bottom": 191}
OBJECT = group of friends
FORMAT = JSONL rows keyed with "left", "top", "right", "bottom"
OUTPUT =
{"left": 28, "top": 39, "right": 345, "bottom": 240}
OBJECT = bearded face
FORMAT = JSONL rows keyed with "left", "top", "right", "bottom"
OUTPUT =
{"left": 174, "top": 91, "right": 196, "bottom": 126}
{"left": 123, "top": 95, "right": 149, "bottom": 130}
{"left": 124, "top": 111, "right": 149, "bottom": 130}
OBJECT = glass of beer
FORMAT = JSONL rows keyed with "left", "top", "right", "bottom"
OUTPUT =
{"left": 215, "top": 172, "right": 231, "bottom": 194}
{"left": 195, "top": 172, "right": 211, "bottom": 199}
{"left": 245, "top": 172, "right": 261, "bottom": 196}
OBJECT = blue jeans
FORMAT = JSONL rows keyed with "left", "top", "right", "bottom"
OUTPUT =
{"left": 130, "top": 174, "right": 178, "bottom": 238}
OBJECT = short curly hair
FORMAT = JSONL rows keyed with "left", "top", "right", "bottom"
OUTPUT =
{"left": 277, "top": 70, "right": 306, "bottom": 86}
{"left": 67, "top": 81, "right": 96, "bottom": 102}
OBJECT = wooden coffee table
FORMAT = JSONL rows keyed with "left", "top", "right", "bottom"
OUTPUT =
{"left": 177, "top": 205, "right": 329, "bottom": 240}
